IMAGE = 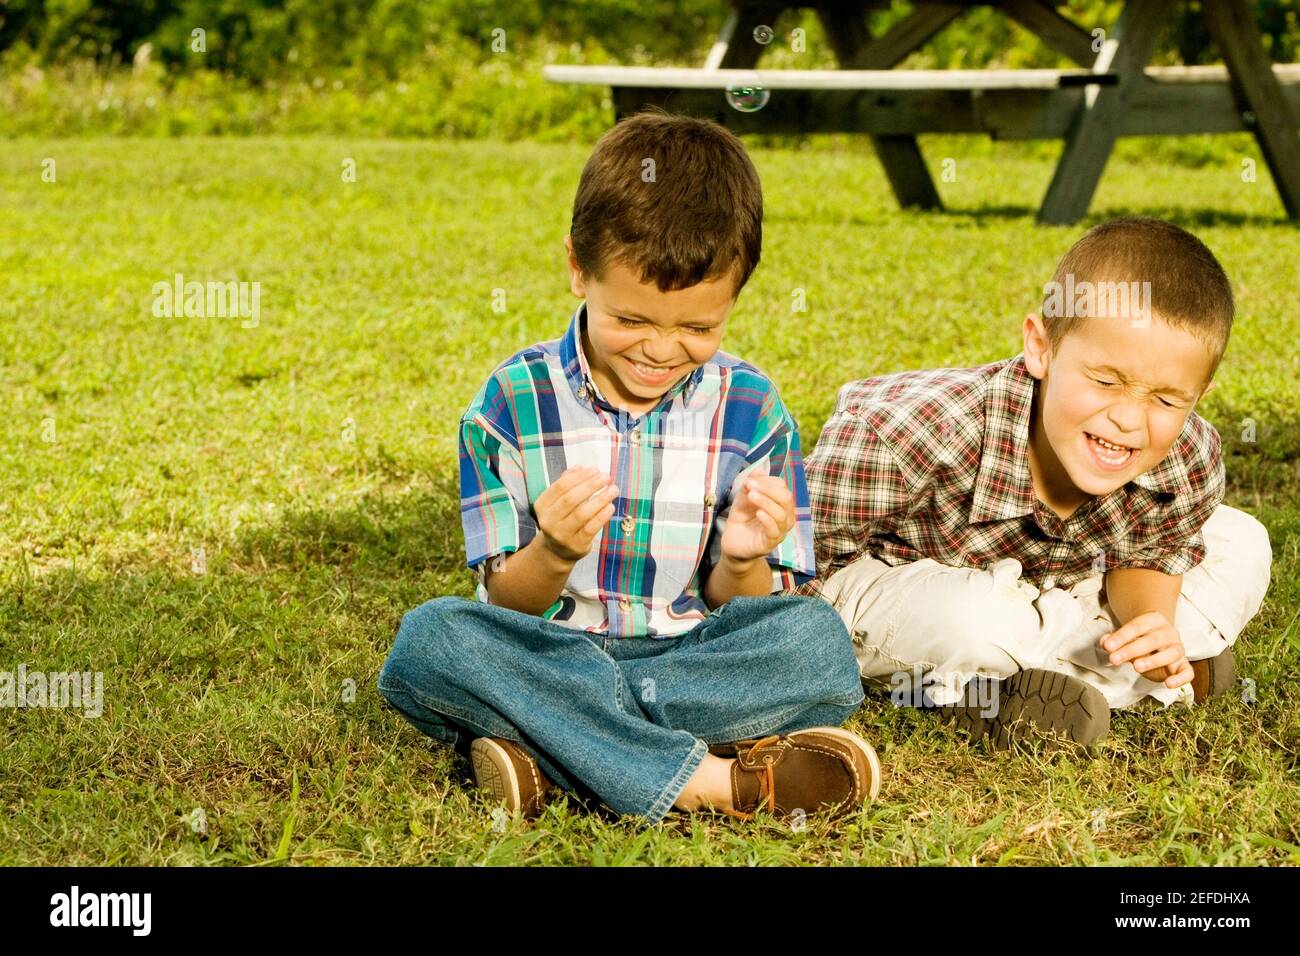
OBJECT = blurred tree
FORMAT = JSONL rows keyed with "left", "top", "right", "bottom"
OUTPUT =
{"left": 0, "top": 0, "right": 1295, "bottom": 75}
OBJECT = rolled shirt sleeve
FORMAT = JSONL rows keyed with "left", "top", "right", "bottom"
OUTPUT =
{"left": 458, "top": 407, "right": 537, "bottom": 591}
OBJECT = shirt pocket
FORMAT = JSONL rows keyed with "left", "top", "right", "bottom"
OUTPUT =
{"left": 651, "top": 489, "right": 722, "bottom": 597}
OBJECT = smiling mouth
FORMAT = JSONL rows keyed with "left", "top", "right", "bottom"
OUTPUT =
{"left": 624, "top": 357, "right": 681, "bottom": 383}
{"left": 1085, "top": 432, "right": 1139, "bottom": 470}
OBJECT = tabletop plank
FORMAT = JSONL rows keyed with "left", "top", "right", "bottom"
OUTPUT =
{"left": 544, "top": 65, "right": 1117, "bottom": 90}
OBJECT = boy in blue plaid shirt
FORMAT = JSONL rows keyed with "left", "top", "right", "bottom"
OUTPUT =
{"left": 378, "top": 113, "right": 879, "bottom": 825}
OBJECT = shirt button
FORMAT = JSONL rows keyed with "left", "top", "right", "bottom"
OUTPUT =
{"left": 704, "top": 492, "right": 716, "bottom": 508}
{"left": 618, "top": 596, "right": 631, "bottom": 611}
{"left": 1042, "top": 577, "right": 1056, "bottom": 591}
{"left": 621, "top": 515, "right": 635, "bottom": 534}
{"left": 630, "top": 428, "right": 642, "bottom": 444}
{"left": 576, "top": 385, "right": 588, "bottom": 401}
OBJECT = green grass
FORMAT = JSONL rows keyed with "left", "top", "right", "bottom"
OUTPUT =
{"left": 1, "top": 133, "right": 1298, "bottom": 865}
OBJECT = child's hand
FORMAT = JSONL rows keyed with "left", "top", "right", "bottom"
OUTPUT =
{"left": 720, "top": 475, "right": 796, "bottom": 563}
{"left": 1100, "top": 611, "right": 1194, "bottom": 689}
{"left": 535, "top": 466, "right": 619, "bottom": 564}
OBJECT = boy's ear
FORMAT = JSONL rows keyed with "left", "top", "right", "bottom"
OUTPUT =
{"left": 564, "top": 235, "right": 587, "bottom": 299}
{"left": 1022, "top": 313, "right": 1050, "bottom": 380}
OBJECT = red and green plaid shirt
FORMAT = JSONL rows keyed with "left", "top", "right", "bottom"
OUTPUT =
{"left": 795, "top": 355, "right": 1224, "bottom": 596}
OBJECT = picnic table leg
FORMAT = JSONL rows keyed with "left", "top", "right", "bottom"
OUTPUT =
{"left": 870, "top": 136, "right": 942, "bottom": 210}
{"left": 1202, "top": 0, "right": 1300, "bottom": 218}
{"left": 999, "top": 0, "right": 1098, "bottom": 67}
{"left": 817, "top": 4, "right": 963, "bottom": 210}
{"left": 704, "top": 6, "right": 744, "bottom": 70}
{"left": 1037, "top": 0, "right": 1174, "bottom": 225}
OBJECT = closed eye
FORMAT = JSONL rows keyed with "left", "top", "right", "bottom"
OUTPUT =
{"left": 618, "top": 316, "right": 714, "bottom": 335}
{"left": 1093, "top": 378, "right": 1117, "bottom": 387}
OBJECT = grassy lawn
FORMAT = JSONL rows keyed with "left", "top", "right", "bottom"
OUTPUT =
{"left": 2, "top": 134, "right": 1298, "bottom": 865}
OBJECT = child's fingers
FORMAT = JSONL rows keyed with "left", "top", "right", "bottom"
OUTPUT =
{"left": 745, "top": 484, "right": 787, "bottom": 524}
{"left": 555, "top": 465, "right": 599, "bottom": 492}
{"left": 1108, "top": 629, "right": 1175, "bottom": 665}
{"left": 1101, "top": 612, "right": 1164, "bottom": 651}
{"left": 1163, "top": 658, "right": 1195, "bottom": 690}
{"left": 552, "top": 469, "right": 611, "bottom": 518}
{"left": 538, "top": 466, "right": 596, "bottom": 509}
{"left": 754, "top": 506, "right": 780, "bottom": 538}
{"left": 1131, "top": 644, "right": 1185, "bottom": 674}
{"left": 748, "top": 475, "right": 793, "bottom": 503}
{"left": 568, "top": 483, "right": 619, "bottom": 530}
{"left": 579, "top": 502, "right": 617, "bottom": 539}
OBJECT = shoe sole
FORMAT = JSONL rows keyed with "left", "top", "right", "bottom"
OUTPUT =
{"left": 987, "top": 669, "right": 1110, "bottom": 751}
{"left": 791, "top": 726, "right": 882, "bottom": 803}
{"left": 934, "top": 677, "right": 1000, "bottom": 740}
{"left": 469, "top": 737, "right": 522, "bottom": 812}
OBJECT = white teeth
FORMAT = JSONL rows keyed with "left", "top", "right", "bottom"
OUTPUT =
{"left": 633, "top": 361, "right": 671, "bottom": 374}
{"left": 1090, "top": 434, "right": 1131, "bottom": 453}
{"left": 1088, "top": 433, "right": 1134, "bottom": 465}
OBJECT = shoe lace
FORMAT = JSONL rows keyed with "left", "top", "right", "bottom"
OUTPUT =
{"left": 719, "top": 734, "right": 782, "bottom": 822}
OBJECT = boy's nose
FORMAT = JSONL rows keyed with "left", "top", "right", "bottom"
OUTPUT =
{"left": 1105, "top": 400, "right": 1145, "bottom": 434}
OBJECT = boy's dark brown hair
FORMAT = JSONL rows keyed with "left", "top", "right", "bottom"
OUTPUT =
{"left": 1042, "top": 216, "right": 1235, "bottom": 377}
{"left": 569, "top": 110, "right": 762, "bottom": 296}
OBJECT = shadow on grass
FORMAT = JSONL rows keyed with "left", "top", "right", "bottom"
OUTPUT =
{"left": 1088, "top": 206, "right": 1297, "bottom": 230}
{"left": 767, "top": 204, "right": 1033, "bottom": 229}
{"left": 768, "top": 204, "right": 1293, "bottom": 230}
{"left": 926, "top": 202, "right": 1285, "bottom": 228}
{"left": 231, "top": 470, "right": 464, "bottom": 579}
{"left": 1, "top": 467, "right": 477, "bottom": 695}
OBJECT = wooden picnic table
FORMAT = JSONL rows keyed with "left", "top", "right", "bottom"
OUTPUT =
{"left": 545, "top": 1, "right": 1300, "bottom": 223}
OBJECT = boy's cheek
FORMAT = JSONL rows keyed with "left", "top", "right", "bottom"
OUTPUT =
{"left": 1053, "top": 383, "right": 1104, "bottom": 429}
{"left": 1148, "top": 410, "right": 1191, "bottom": 459}
{"left": 1040, "top": 400, "right": 1084, "bottom": 459}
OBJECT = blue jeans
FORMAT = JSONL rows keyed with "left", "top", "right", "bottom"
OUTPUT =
{"left": 377, "top": 593, "right": 864, "bottom": 824}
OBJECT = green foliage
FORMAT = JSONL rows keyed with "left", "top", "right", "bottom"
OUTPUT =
{"left": 3, "top": 1, "right": 1298, "bottom": 78}
{"left": 0, "top": 0, "right": 726, "bottom": 76}
{"left": 2, "top": 2, "right": 1298, "bottom": 144}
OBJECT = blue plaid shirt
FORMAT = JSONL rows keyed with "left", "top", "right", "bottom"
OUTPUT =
{"left": 458, "top": 302, "right": 816, "bottom": 638}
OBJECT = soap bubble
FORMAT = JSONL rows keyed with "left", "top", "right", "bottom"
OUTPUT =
{"left": 752, "top": 24, "right": 774, "bottom": 45}
{"left": 725, "top": 84, "right": 770, "bottom": 113}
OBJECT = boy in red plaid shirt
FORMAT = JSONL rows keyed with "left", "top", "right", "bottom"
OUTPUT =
{"left": 799, "top": 218, "right": 1271, "bottom": 747}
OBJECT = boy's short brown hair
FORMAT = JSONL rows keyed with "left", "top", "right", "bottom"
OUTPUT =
{"left": 1041, "top": 217, "right": 1234, "bottom": 377}
{"left": 569, "top": 110, "right": 762, "bottom": 296}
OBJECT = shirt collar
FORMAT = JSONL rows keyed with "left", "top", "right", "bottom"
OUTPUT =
{"left": 559, "top": 301, "right": 706, "bottom": 413}
{"left": 1131, "top": 424, "right": 1196, "bottom": 497}
{"left": 969, "top": 354, "right": 1192, "bottom": 525}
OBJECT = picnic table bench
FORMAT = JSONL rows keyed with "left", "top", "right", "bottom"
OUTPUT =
{"left": 545, "top": 0, "right": 1300, "bottom": 224}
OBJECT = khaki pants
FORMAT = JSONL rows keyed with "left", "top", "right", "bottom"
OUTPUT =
{"left": 818, "top": 505, "right": 1272, "bottom": 710}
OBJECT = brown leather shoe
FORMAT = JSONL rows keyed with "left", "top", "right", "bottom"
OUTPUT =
{"left": 1190, "top": 647, "right": 1236, "bottom": 704}
{"left": 469, "top": 738, "right": 555, "bottom": 819}
{"left": 708, "top": 727, "right": 881, "bottom": 822}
